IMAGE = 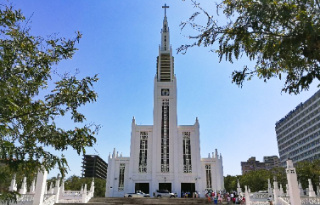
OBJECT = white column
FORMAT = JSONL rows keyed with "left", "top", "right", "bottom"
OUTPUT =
{"left": 298, "top": 182, "right": 304, "bottom": 196}
{"left": 9, "top": 174, "right": 17, "bottom": 191}
{"left": 237, "top": 179, "right": 242, "bottom": 194}
{"left": 286, "top": 160, "right": 301, "bottom": 205}
{"left": 19, "top": 177, "right": 27, "bottom": 194}
{"left": 273, "top": 180, "right": 279, "bottom": 205}
{"left": 268, "top": 179, "right": 273, "bottom": 196}
{"left": 54, "top": 175, "right": 61, "bottom": 203}
{"left": 32, "top": 168, "right": 48, "bottom": 205}
{"left": 279, "top": 184, "right": 284, "bottom": 197}
{"left": 82, "top": 184, "right": 87, "bottom": 203}
{"left": 90, "top": 179, "right": 95, "bottom": 197}
{"left": 308, "top": 179, "right": 316, "bottom": 197}
{"left": 29, "top": 178, "right": 36, "bottom": 194}
{"left": 245, "top": 186, "right": 251, "bottom": 205}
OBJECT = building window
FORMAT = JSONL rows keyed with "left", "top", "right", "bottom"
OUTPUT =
{"left": 139, "top": 132, "right": 148, "bottom": 173}
{"left": 205, "top": 164, "right": 212, "bottom": 189}
{"left": 161, "top": 99, "right": 169, "bottom": 172}
{"left": 183, "top": 132, "right": 192, "bottom": 173}
{"left": 118, "top": 163, "right": 125, "bottom": 191}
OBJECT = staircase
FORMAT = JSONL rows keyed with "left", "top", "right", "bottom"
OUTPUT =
{"left": 56, "top": 197, "right": 211, "bottom": 205}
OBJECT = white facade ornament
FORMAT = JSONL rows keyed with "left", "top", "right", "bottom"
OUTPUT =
{"left": 308, "top": 179, "right": 316, "bottom": 197}
{"left": 286, "top": 159, "right": 301, "bottom": 205}
{"left": 32, "top": 168, "right": 48, "bottom": 205}
{"left": 19, "top": 177, "right": 27, "bottom": 194}
{"left": 9, "top": 174, "right": 17, "bottom": 192}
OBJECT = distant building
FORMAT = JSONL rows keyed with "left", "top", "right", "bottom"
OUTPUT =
{"left": 275, "top": 90, "right": 320, "bottom": 166}
{"left": 82, "top": 155, "right": 108, "bottom": 179}
{"left": 241, "top": 157, "right": 266, "bottom": 174}
{"left": 263, "top": 156, "right": 280, "bottom": 170}
{"left": 241, "top": 156, "right": 280, "bottom": 174}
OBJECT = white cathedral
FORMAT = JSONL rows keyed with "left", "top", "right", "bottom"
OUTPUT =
{"left": 105, "top": 5, "right": 224, "bottom": 198}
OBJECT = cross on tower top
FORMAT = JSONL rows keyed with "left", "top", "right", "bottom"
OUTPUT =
{"left": 162, "top": 4, "right": 169, "bottom": 17}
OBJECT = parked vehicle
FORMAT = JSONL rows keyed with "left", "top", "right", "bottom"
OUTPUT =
{"left": 124, "top": 190, "right": 150, "bottom": 198}
{"left": 154, "top": 190, "right": 177, "bottom": 198}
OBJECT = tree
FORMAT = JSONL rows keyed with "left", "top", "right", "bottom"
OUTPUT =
{"left": 179, "top": 0, "right": 320, "bottom": 94}
{"left": 240, "top": 170, "right": 271, "bottom": 192}
{"left": 0, "top": 4, "right": 98, "bottom": 201}
{"left": 296, "top": 159, "right": 320, "bottom": 190}
{"left": 64, "top": 175, "right": 106, "bottom": 197}
{"left": 224, "top": 175, "right": 238, "bottom": 193}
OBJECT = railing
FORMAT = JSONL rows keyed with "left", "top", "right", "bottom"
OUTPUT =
{"left": 301, "top": 196, "right": 320, "bottom": 205}
{"left": 17, "top": 194, "right": 34, "bottom": 202}
{"left": 248, "top": 201, "right": 270, "bottom": 205}
{"left": 278, "top": 197, "right": 290, "bottom": 205}
{"left": 43, "top": 194, "right": 56, "bottom": 205}
{"left": 251, "top": 193, "right": 269, "bottom": 199}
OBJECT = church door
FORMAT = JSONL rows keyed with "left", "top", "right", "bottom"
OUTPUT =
{"left": 181, "top": 183, "right": 195, "bottom": 198}
{"left": 159, "top": 183, "right": 172, "bottom": 192}
{"left": 135, "top": 183, "right": 149, "bottom": 194}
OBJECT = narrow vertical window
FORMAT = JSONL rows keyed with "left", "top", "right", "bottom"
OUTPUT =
{"left": 161, "top": 99, "right": 169, "bottom": 172}
{"left": 139, "top": 132, "right": 148, "bottom": 173}
{"left": 205, "top": 164, "right": 212, "bottom": 189}
{"left": 118, "top": 163, "right": 125, "bottom": 191}
{"left": 183, "top": 132, "right": 192, "bottom": 173}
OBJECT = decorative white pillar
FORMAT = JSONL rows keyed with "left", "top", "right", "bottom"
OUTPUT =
{"left": 61, "top": 179, "right": 65, "bottom": 194}
{"left": 286, "top": 160, "right": 301, "bottom": 205}
{"left": 286, "top": 184, "right": 289, "bottom": 197}
{"left": 237, "top": 179, "right": 242, "bottom": 194}
{"left": 19, "top": 177, "right": 27, "bottom": 194}
{"left": 298, "top": 182, "right": 304, "bottom": 196}
{"left": 273, "top": 180, "right": 279, "bottom": 205}
{"left": 245, "top": 186, "right": 251, "bottom": 205}
{"left": 49, "top": 182, "right": 54, "bottom": 194}
{"left": 29, "top": 178, "right": 36, "bottom": 194}
{"left": 279, "top": 184, "right": 284, "bottom": 197}
{"left": 308, "top": 179, "right": 316, "bottom": 197}
{"left": 54, "top": 175, "right": 61, "bottom": 203}
{"left": 268, "top": 179, "right": 273, "bottom": 196}
{"left": 32, "top": 168, "right": 48, "bottom": 205}
{"left": 90, "top": 179, "right": 95, "bottom": 197}
{"left": 9, "top": 174, "right": 17, "bottom": 191}
{"left": 82, "top": 184, "right": 87, "bottom": 203}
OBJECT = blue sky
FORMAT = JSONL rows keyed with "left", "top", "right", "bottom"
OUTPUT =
{"left": 9, "top": 0, "right": 319, "bottom": 178}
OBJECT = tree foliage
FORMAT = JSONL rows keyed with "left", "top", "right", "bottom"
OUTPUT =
{"left": 179, "top": 0, "right": 320, "bottom": 94}
{"left": 224, "top": 167, "right": 287, "bottom": 192}
{"left": 64, "top": 175, "right": 106, "bottom": 197}
{"left": 224, "top": 160, "right": 320, "bottom": 193}
{"left": 295, "top": 159, "right": 320, "bottom": 190}
{"left": 224, "top": 175, "right": 238, "bottom": 193}
{"left": 0, "top": 3, "right": 98, "bottom": 199}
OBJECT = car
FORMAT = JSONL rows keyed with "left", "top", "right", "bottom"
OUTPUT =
{"left": 124, "top": 190, "right": 150, "bottom": 198}
{"left": 154, "top": 190, "right": 177, "bottom": 198}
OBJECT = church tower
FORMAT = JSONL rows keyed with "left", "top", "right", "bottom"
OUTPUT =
{"left": 105, "top": 5, "right": 224, "bottom": 198}
{"left": 151, "top": 3, "right": 178, "bottom": 192}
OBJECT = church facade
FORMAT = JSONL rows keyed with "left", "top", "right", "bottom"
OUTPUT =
{"left": 105, "top": 6, "right": 224, "bottom": 198}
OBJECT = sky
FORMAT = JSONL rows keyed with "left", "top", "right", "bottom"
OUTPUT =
{"left": 8, "top": 0, "right": 320, "bottom": 178}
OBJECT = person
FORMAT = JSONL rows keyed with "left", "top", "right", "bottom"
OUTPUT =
{"left": 227, "top": 195, "right": 231, "bottom": 204}
{"left": 268, "top": 196, "right": 273, "bottom": 205}
{"left": 241, "top": 196, "right": 245, "bottom": 205}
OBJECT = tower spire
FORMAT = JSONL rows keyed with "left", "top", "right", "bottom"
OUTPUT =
{"left": 157, "top": 4, "right": 174, "bottom": 82}
{"left": 162, "top": 4, "right": 169, "bottom": 17}
{"left": 160, "top": 4, "right": 170, "bottom": 52}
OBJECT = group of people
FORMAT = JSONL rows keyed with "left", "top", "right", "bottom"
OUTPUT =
{"left": 205, "top": 191, "right": 246, "bottom": 204}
